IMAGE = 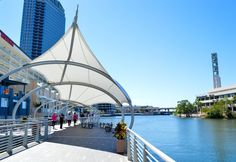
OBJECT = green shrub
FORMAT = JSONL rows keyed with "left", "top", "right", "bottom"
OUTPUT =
{"left": 201, "top": 107, "right": 209, "bottom": 113}
{"left": 206, "top": 101, "right": 225, "bottom": 119}
{"left": 232, "top": 112, "right": 236, "bottom": 118}
{"left": 225, "top": 109, "right": 234, "bottom": 119}
{"left": 207, "top": 107, "right": 224, "bottom": 118}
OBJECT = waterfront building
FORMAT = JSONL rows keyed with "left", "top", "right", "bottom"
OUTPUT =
{"left": 197, "top": 84, "right": 236, "bottom": 110}
{"left": 196, "top": 53, "right": 235, "bottom": 110}
{"left": 132, "top": 105, "right": 159, "bottom": 114}
{"left": 93, "top": 103, "right": 116, "bottom": 114}
{"left": 0, "top": 29, "right": 48, "bottom": 86}
{"left": 0, "top": 30, "right": 57, "bottom": 118}
{"left": 20, "top": 0, "right": 65, "bottom": 59}
{"left": 0, "top": 30, "right": 31, "bottom": 83}
{"left": 0, "top": 30, "right": 32, "bottom": 118}
{"left": 131, "top": 105, "right": 175, "bottom": 115}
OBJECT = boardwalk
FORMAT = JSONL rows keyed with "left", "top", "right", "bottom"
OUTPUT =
{"left": 1, "top": 124, "right": 129, "bottom": 162}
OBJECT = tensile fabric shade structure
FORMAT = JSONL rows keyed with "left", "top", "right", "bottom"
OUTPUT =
{"left": 31, "top": 9, "right": 132, "bottom": 109}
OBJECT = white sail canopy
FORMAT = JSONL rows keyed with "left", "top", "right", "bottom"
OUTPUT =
{"left": 30, "top": 18, "right": 131, "bottom": 107}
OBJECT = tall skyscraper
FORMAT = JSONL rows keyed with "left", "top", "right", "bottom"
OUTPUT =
{"left": 211, "top": 53, "right": 221, "bottom": 89}
{"left": 20, "top": 0, "right": 65, "bottom": 59}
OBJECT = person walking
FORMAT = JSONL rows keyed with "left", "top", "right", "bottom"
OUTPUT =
{"left": 73, "top": 112, "right": 78, "bottom": 126}
{"left": 66, "top": 112, "right": 72, "bottom": 126}
{"left": 51, "top": 113, "right": 57, "bottom": 129}
{"left": 59, "top": 113, "right": 65, "bottom": 129}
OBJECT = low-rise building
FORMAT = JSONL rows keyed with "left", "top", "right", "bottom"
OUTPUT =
{"left": 197, "top": 84, "right": 236, "bottom": 110}
{"left": 93, "top": 103, "right": 116, "bottom": 114}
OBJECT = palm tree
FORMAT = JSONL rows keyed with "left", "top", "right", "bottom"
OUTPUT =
{"left": 194, "top": 98, "right": 202, "bottom": 115}
{"left": 223, "top": 97, "right": 229, "bottom": 111}
{"left": 232, "top": 95, "right": 236, "bottom": 111}
{"left": 226, "top": 98, "right": 233, "bottom": 112}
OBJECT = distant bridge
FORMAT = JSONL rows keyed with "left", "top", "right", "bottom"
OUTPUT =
{"left": 156, "top": 108, "right": 176, "bottom": 115}
{"left": 133, "top": 106, "right": 176, "bottom": 115}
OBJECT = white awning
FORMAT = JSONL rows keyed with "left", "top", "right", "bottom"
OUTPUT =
{"left": 30, "top": 14, "right": 131, "bottom": 107}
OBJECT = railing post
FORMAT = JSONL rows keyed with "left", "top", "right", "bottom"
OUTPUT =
{"left": 143, "top": 144, "right": 148, "bottom": 162}
{"left": 23, "top": 124, "right": 28, "bottom": 148}
{"left": 127, "top": 130, "right": 131, "bottom": 161}
{"left": 7, "top": 127, "right": 13, "bottom": 155}
{"left": 44, "top": 120, "right": 48, "bottom": 140}
{"left": 128, "top": 128, "right": 176, "bottom": 162}
{"left": 133, "top": 136, "right": 138, "bottom": 162}
{"left": 35, "top": 123, "right": 40, "bottom": 143}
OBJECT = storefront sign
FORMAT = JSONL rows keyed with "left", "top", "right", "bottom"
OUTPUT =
{"left": 22, "top": 101, "right": 27, "bottom": 109}
{"left": 1, "top": 98, "right": 8, "bottom": 107}
{"left": 0, "top": 30, "right": 14, "bottom": 47}
{"left": 13, "top": 99, "right": 18, "bottom": 103}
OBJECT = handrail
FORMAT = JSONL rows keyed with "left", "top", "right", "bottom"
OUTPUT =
{"left": 127, "top": 128, "right": 175, "bottom": 162}
{"left": 0, "top": 120, "right": 50, "bottom": 157}
{"left": 0, "top": 121, "right": 45, "bottom": 129}
{"left": 0, "top": 119, "right": 47, "bottom": 127}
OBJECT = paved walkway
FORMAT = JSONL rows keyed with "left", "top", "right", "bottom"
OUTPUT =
{"left": 1, "top": 124, "right": 129, "bottom": 162}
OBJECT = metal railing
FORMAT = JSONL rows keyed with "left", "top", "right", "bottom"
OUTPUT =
{"left": 0, "top": 119, "right": 19, "bottom": 126}
{"left": 127, "top": 128, "right": 175, "bottom": 162}
{"left": 0, "top": 120, "right": 50, "bottom": 155}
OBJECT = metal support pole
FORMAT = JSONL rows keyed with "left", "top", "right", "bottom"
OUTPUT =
{"left": 127, "top": 131, "right": 131, "bottom": 161}
{"left": 35, "top": 123, "right": 40, "bottom": 143}
{"left": 23, "top": 85, "right": 26, "bottom": 94}
{"left": 143, "top": 144, "right": 148, "bottom": 162}
{"left": 7, "top": 128, "right": 13, "bottom": 155}
{"left": 121, "top": 106, "right": 125, "bottom": 122}
{"left": 129, "top": 104, "right": 135, "bottom": 129}
{"left": 44, "top": 120, "right": 48, "bottom": 140}
{"left": 23, "top": 124, "right": 28, "bottom": 148}
{"left": 133, "top": 136, "right": 138, "bottom": 162}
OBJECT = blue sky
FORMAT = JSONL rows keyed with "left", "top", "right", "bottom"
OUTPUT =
{"left": 0, "top": 0, "right": 235, "bottom": 107}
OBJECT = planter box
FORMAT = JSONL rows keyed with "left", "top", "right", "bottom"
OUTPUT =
{"left": 116, "top": 139, "right": 125, "bottom": 154}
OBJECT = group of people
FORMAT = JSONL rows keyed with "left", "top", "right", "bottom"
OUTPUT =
{"left": 51, "top": 112, "right": 78, "bottom": 129}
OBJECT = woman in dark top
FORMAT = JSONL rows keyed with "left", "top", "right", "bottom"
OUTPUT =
{"left": 59, "top": 113, "right": 64, "bottom": 129}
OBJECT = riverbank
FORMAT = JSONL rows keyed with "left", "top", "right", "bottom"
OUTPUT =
{"left": 176, "top": 112, "right": 236, "bottom": 119}
{"left": 176, "top": 113, "right": 201, "bottom": 118}
{"left": 100, "top": 112, "right": 173, "bottom": 117}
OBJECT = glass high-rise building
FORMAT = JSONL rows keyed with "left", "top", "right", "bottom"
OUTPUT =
{"left": 20, "top": 0, "right": 65, "bottom": 59}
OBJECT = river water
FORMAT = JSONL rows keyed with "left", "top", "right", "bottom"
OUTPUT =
{"left": 101, "top": 115, "right": 236, "bottom": 162}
